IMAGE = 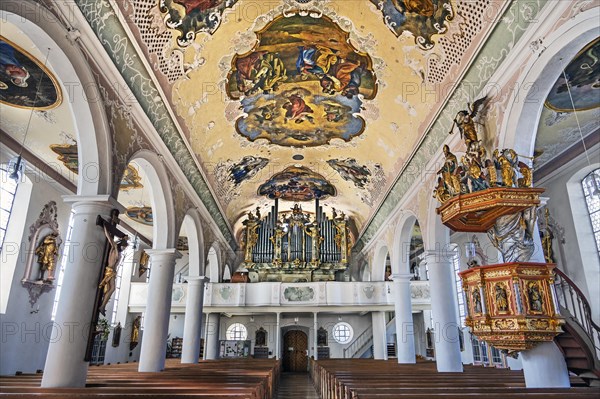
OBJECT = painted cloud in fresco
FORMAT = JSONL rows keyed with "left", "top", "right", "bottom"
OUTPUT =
{"left": 226, "top": 14, "right": 377, "bottom": 147}
{"left": 545, "top": 37, "right": 600, "bottom": 112}
{"left": 258, "top": 166, "right": 337, "bottom": 201}
{"left": 228, "top": 156, "right": 269, "bottom": 185}
{"left": 160, "top": 0, "right": 239, "bottom": 46}
{"left": 327, "top": 158, "right": 381, "bottom": 189}
{"left": 371, "top": 0, "right": 454, "bottom": 50}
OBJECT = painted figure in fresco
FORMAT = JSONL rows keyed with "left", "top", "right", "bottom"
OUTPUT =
{"left": 253, "top": 52, "right": 287, "bottom": 94}
{"left": 322, "top": 101, "right": 349, "bottom": 123}
{"left": 174, "top": 0, "right": 224, "bottom": 14}
{"left": 449, "top": 97, "right": 487, "bottom": 153}
{"left": 527, "top": 281, "right": 543, "bottom": 312}
{"left": 327, "top": 158, "right": 372, "bottom": 189}
{"left": 234, "top": 51, "right": 266, "bottom": 95}
{"left": 282, "top": 93, "right": 314, "bottom": 124}
{"left": 472, "top": 288, "right": 482, "bottom": 314}
{"left": 320, "top": 59, "right": 363, "bottom": 98}
{"left": 98, "top": 224, "right": 129, "bottom": 316}
{"left": 392, "top": 0, "right": 435, "bottom": 17}
{"left": 296, "top": 45, "right": 339, "bottom": 78}
{"left": 35, "top": 233, "right": 59, "bottom": 281}
{"left": 0, "top": 40, "right": 30, "bottom": 88}
{"left": 126, "top": 207, "right": 153, "bottom": 225}
{"left": 494, "top": 283, "right": 509, "bottom": 312}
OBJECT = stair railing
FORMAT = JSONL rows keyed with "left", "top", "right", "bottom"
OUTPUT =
{"left": 343, "top": 326, "right": 372, "bottom": 358}
{"left": 553, "top": 269, "right": 600, "bottom": 359}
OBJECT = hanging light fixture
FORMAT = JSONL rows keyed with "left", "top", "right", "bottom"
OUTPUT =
{"left": 8, "top": 47, "right": 51, "bottom": 183}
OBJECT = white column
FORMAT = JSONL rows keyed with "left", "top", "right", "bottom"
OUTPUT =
{"left": 392, "top": 274, "right": 416, "bottom": 363}
{"left": 42, "top": 195, "right": 118, "bottom": 388}
{"left": 181, "top": 276, "right": 208, "bottom": 363}
{"left": 521, "top": 341, "right": 570, "bottom": 387}
{"left": 275, "top": 313, "right": 281, "bottom": 360}
{"left": 138, "top": 249, "right": 180, "bottom": 372}
{"left": 371, "top": 311, "right": 387, "bottom": 360}
{"left": 204, "top": 313, "right": 220, "bottom": 360}
{"left": 313, "top": 312, "right": 318, "bottom": 360}
{"left": 425, "top": 249, "right": 463, "bottom": 372}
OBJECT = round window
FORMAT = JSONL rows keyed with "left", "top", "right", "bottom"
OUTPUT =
{"left": 225, "top": 323, "right": 248, "bottom": 340}
{"left": 332, "top": 322, "right": 353, "bottom": 344}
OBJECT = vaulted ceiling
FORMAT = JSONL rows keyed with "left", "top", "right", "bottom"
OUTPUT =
{"left": 115, "top": 0, "right": 501, "bottom": 242}
{"left": 5, "top": 1, "right": 588, "bottom": 249}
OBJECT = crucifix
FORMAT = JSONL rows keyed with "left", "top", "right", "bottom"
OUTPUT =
{"left": 84, "top": 209, "right": 128, "bottom": 361}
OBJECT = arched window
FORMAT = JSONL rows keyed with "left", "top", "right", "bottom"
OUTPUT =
{"left": 0, "top": 166, "right": 18, "bottom": 252}
{"left": 226, "top": 323, "right": 247, "bottom": 340}
{"left": 582, "top": 169, "right": 600, "bottom": 255}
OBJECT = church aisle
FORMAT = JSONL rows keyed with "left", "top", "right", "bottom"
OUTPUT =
{"left": 275, "top": 372, "right": 320, "bottom": 399}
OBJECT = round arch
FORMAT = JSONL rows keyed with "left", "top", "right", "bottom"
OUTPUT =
{"left": 205, "top": 245, "right": 220, "bottom": 283}
{"left": 180, "top": 210, "right": 205, "bottom": 277}
{"left": 371, "top": 242, "right": 389, "bottom": 282}
{"left": 1, "top": 0, "right": 112, "bottom": 196}
{"left": 499, "top": 8, "right": 600, "bottom": 156}
{"left": 392, "top": 212, "right": 420, "bottom": 275}
{"left": 126, "top": 151, "right": 176, "bottom": 249}
{"left": 223, "top": 265, "right": 232, "bottom": 282}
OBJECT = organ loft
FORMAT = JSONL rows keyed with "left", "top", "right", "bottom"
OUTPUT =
{"left": 241, "top": 199, "right": 352, "bottom": 282}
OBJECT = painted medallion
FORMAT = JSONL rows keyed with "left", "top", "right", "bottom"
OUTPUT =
{"left": 0, "top": 36, "right": 62, "bottom": 109}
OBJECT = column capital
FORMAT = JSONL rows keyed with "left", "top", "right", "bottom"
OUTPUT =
{"left": 422, "top": 248, "right": 455, "bottom": 264}
{"left": 62, "top": 194, "right": 125, "bottom": 213}
{"left": 146, "top": 248, "right": 182, "bottom": 259}
{"left": 391, "top": 273, "right": 413, "bottom": 282}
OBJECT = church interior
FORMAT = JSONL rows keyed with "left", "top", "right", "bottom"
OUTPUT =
{"left": 0, "top": 0, "right": 599, "bottom": 397}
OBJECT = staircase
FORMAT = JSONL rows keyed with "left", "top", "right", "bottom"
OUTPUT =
{"left": 553, "top": 269, "right": 600, "bottom": 386}
{"left": 343, "top": 326, "right": 373, "bottom": 358}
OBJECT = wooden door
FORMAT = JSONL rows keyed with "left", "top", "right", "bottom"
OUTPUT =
{"left": 283, "top": 330, "right": 308, "bottom": 372}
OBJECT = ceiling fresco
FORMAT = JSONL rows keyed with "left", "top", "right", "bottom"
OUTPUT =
{"left": 544, "top": 37, "right": 599, "bottom": 112}
{"left": 371, "top": 0, "right": 454, "bottom": 49}
{"left": 0, "top": 36, "right": 62, "bottom": 110}
{"left": 117, "top": 0, "right": 506, "bottom": 239}
{"left": 225, "top": 14, "right": 377, "bottom": 147}
{"left": 534, "top": 36, "right": 600, "bottom": 169}
{"left": 257, "top": 165, "right": 337, "bottom": 201}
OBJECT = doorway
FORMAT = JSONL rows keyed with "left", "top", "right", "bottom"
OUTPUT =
{"left": 283, "top": 330, "right": 308, "bottom": 372}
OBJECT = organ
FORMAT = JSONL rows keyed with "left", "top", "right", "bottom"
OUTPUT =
{"left": 241, "top": 199, "right": 351, "bottom": 282}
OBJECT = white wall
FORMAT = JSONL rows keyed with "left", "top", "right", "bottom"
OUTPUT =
{"left": 0, "top": 170, "right": 72, "bottom": 375}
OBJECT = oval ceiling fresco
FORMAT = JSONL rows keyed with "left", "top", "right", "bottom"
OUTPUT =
{"left": 0, "top": 36, "right": 62, "bottom": 110}
{"left": 545, "top": 37, "right": 600, "bottom": 112}
{"left": 226, "top": 14, "right": 378, "bottom": 147}
{"left": 258, "top": 165, "right": 337, "bottom": 201}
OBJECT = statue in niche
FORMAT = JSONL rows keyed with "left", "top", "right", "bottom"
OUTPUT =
{"left": 317, "top": 327, "right": 328, "bottom": 346}
{"left": 35, "top": 233, "right": 59, "bottom": 281}
{"left": 494, "top": 283, "right": 509, "bottom": 312}
{"left": 130, "top": 315, "right": 141, "bottom": 350}
{"left": 255, "top": 327, "right": 267, "bottom": 347}
{"left": 527, "top": 281, "right": 543, "bottom": 312}
{"left": 472, "top": 288, "right": 482, "bottom": 314}
{"left": 98, "top": 223, "right": 129, "bottom": 315}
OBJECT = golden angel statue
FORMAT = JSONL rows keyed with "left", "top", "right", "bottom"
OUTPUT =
{"left": 449, "top": 96, "right": 487, "bottom": 152}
